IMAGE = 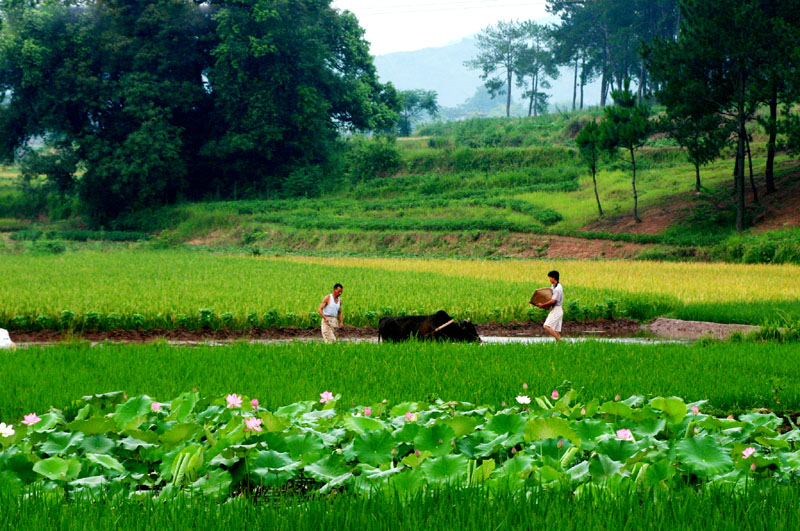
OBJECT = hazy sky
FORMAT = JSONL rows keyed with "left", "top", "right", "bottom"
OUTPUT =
{"left": 331, "top": 0, "right": 550, "bottom": 56}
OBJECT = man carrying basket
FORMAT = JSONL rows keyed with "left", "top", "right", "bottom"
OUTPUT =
{"left": 533, "top": 271, "right": 563, "bottom": 341}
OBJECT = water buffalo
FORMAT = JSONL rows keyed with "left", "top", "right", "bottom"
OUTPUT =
{"left": 378, "top": 310, "right": 481, "bottom": 343}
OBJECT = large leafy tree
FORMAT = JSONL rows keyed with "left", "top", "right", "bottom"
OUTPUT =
{"left": 464, "top": 21, "right": 527, "bottom": 118}
{"left": 599, "top": 84, "right": 653, "bottom": 223}
{"left": 0, "top": 0, "right": 398, "bottom": 223}
{"left": 397, "top": 90, "right": 438, "bottom": 136}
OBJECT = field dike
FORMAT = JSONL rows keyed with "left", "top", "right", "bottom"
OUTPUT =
{"left": 6, "top": 318, "right": 762, "bottom": 345}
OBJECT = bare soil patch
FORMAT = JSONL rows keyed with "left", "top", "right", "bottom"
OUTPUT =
{"left": 645, "top": 318, "right": 759, "bottom": 340}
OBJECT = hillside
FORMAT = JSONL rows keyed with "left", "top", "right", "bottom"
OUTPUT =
{"left": 374, "top": 37, "right": 602, "bottom": 109}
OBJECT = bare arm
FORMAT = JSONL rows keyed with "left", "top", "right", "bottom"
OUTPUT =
{"left": 318, "top": 295, "right": 330, "bottom": 318}
{"left": 537, "top": 299, "right": 557, "bottom": 310}
{"left": 338, "top": 304, "right": 343, "bottom": 327}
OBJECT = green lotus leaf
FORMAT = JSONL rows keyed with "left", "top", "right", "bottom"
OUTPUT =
{"left": 439, "top": 416, "right": 479, "bottom": 438}
{"left": 343, "top": 415, "right": 387, "bottom": 434}
{"left": 169, "top": 392, "right": 199, "bottom": 423}
{"left": 739, "top": 412, "right": 783, "bottom": 430}
{"left": 596, "top": 438, "right": 641, "bottom": 463}
{"left": 599, "top": 401, "right": 633, "bottom": 418}
{"left": 401, "top": 450, "right": 432, "bottom": 468}
{"left": 353, "top": 430, "right": 395, "bottom": 466}
{"left": 304, "top": 454, "right": 350, "bottom": 482}
{"left": 32, "top": 456, "right": 81, "bottom": 481}
{"left": 159, "top": 423, "right": 201, "bottom": 447}
{"left": 469, "top": 458, "right": 496, "bottom": 485}
{"left": 566, "top": 460, "right": 591, "bottom": 483}
{"left": 649, "top": 397, "right": 687, "bottom": 424}
{"left": 485, "top": 414, "right": 526, "bottom": 437}
{"left": 389, "top": 402, "right": 419, "bottom": 417}
{"left": 32, "top": 412, "right": 64, "bottom": 433}
{"left": 534, "top": 465, "right": 564, "bottom": 484}
{"left": 474, "top": 434, "right": 512, "bottom": 458}
{"left": 573, "top": 419, "right": 613, "bottom": 443}
{"left": 755, "top": 436, "right": 790, "bottom": 449}
{"left": 524, "top": 417, "right": 581, "bottom": 447}
{"left": 119, "top": 436, "right": 157, "bottom": 451}
{"left": 413, "top": 424, "right": 456, "bottom": 457}
{"left": 248, "top": 450, "right": 299, "bottom": 487}
{"left": 275, "top": 401, "right": 313, "bottom": 419}
{"left": 495, "top": 454, "right": 535, "bottom": 479}
{"left": 70, "top": 475, "right": 108, "bottom": 489}
{"left": 675, "top": 436, "right": 734, "bottom": 478}
{"left": 285, "top": 432, "right": 325, "bottom": 463}
{"left": 169, "top": 445, "right": 204, "bottom": 485}
{"left": 85, "top": 453, "right": 126, "bottom": 474}
{"left": 113, "top": 396, "right": 153, "bottom": 430}
{"left": 41, "top": 432, "right": 85, "bottom": 456}
{"left": 392, "top": 423, "right": 421, "bottom": 443}
{"left": 631, "top": 417, "right": 666, "bottom": 438}
{"left": 420, "top": 454, "right": 468, "bottom": 484}
{"left": 387, "top": 468, "right": 425, "bottom": 497}
{"left": 67, "top": 417, "right": 117, "bottom": 436}
{"left": 589, "top": 454, "right": 624, "bottom": 480}
{"left": 79, "top": 434, "right": 116, "bottom": 454}
{"left": 191, "top": 468, "right": 232, "bottom": 499}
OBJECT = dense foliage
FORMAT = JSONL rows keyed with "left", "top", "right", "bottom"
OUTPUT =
{"left": 0, "top": 0, "right": 398, "bottom": 223}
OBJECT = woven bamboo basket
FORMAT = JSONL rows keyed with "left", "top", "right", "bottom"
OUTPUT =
{"left": 530, "top": 288, "right": 553, "bottom": 306}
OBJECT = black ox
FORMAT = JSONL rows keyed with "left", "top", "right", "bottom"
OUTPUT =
{"left": 378, "top": 310, "right": 481, "bottom": 343}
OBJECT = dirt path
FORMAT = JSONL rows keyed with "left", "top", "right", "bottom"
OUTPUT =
{"left": 644, "top": 318, "right": 760, "bottom": 340}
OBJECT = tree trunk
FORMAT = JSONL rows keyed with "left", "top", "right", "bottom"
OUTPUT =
{"left": 579, "top": 54, "right": 585, "bottom": 110}
{"left": 695, "top": 161, "right": 701, "bottom": 192}
{"left": 533, "top": 74, "right": 539, "bottom": 117}
{"left": 765, "top": 83, "right": 778, "bottom": 194}
{"left": 593, "top": 168, "right": 603, "bottom": 216}
{"left": 506, "top": 71, "right": 512, "bottom": 118}
{"left": 735, "top": 107, "right": 746, "bottom": 232}
{"left": 746, "top": 133, "right": 758, "bottom": 204}
{"left": 631, "top": 148, "right": 641, "bottom": 223}
{"left": 572, "top": 58, "right": 578, "bottom": 111}
{"left": 600, "top": 71, "right": 608, "bottom": 107}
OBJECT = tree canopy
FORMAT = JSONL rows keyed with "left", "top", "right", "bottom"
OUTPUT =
{"left": 0, "top": 0, "right": 399, "bottom": 224}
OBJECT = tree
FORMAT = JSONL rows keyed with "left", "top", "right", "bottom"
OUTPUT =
{"left": 465, "top": 21, "right": 527, "bottom": 118}
{"left": 397, "top": 90, "right": 439, "bottom": 136}
{"left": 647, "top": 0, "right": 773, "bottom": 232}
{"left": 0, "top": 0, "right": 399, "bottom": 223}
{"left": 660, "top": 112, "right": 730, "bottom": 192}
{"left": 515, "top": 22, "right": 559, "bottom": 117}
{"left": 575, "top": 121, "right": 604, "bottom": 216}
{"left": 599, "top": 83, "right": 653, "bottom": 223}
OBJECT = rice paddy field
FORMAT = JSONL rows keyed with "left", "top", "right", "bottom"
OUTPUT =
{"left": 2, "top": 249, "right": 799, "bottom": 330}
{"left": 3, "top": 249, "right": 800, "bottom": 527}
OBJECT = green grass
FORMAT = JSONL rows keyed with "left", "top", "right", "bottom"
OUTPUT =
{"left": 3, "top": 341, "right": 799, "bottom": 420}
{"left": 3, "top": 485, "right": 799, "bottom": 530}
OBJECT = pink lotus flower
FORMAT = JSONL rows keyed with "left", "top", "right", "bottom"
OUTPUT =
{"left": 522, "top": 383, "right": 528, "bottom": 390}
{"left": 244, "top": 417, "right": 263, "bottom": 433}
{"left": 557, "top": 440, "right": 564, "bottom": 449}
{"left": 226, "top": 393, "right": 242, "bottom": 409}
{"left": 0, "top": 423, "right": 14, "bottom": 438}
{"left": 511, "top": 447, "right": 517, "bottom": 454}
{"left": 414, "top": 449, "right": 420, "bottom": 457}
{"left": 616, "top": 429, "right": 635, "bottom": 442}
{"left": 364, "top": 407, "right": 372, "bottom": 416}
{"left": 750, "top": 462, "right": 756, "bottom": 471}
{"left": 691, "top": 406, "right": 699, "bottom": 415}
{"left": 151, "top": 402, "right": 161, "bottom": 413}
{"left": 615, "top": 394, "right": 621, "bottom": 401}
{"left": 22, "top": 413, "right": 41, "bottom": 426}
{"left": 319, "top": 391, "right": 335, "bottom": 404}
{"left": 391, "top": 447, "right": 397, "bottom": 455}
{"left": 551, "top": 390, "right": 559, "bottom": 400}
{"left": 251, "top": 398, "right": 259, "bottom": 410}
{"left": 742, "top": 447, "right": 756, "bottom": 459}
{"left": 516, "top": 395, "right": 531, "bottom": 405}
{"left": 501, "top": 401, "right": 506, "bottom": 407}
{"left": 405, "top": 412, "right": 418, "bottom": 422}
{"left": 451, "top": 439, "right": 456, "bottom": 446}
{"left": 580, "top": 407, "right": 586, "bottom": 416}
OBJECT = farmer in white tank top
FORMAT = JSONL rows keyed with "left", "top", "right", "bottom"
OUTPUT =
{"left": 534, "top": 270, "right": 563, "bottom": 341}
{"left": 318, "top": 283, "right": 343, "bottom": 343}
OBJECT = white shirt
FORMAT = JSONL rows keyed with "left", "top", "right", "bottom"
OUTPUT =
{"left": 323, "top": 294, "right": 341, "bottom": 317}
{"left": 551, "top": 283, "right": 564, "bottom": 307}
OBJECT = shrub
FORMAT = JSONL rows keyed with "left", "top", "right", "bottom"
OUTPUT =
{"left": 346, "top": 136, "right": 402, "bottom": 181}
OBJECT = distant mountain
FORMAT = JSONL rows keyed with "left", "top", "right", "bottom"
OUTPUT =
{"left": 374, "top": 37, "right": 602, "bottom": 111}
